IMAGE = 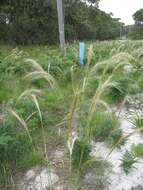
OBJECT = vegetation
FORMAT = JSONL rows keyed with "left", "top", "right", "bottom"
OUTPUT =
{"left": 128, "top": 9, "right": 143, "bottom": 40}
{"left": 0, "top": 0, "right": 123, "bottom": 44}
{"left": 132, "top": 144, "right": 143, "bottom": 157}
{"left": 121, "top": 150, "right": 138, "bottom": 174}
{"left": 89, "top": 112, "right": 122, "bottom": 145}
{"left": 121, "top": 143, "right": 143, "bottom": 174}
{"left": 71, "top": 139, "right": 91, "bottom": 169}
{"left": 132, "top": 114, "right": 143, "bottom": 129}
{"left": 133, "top": 9, "right": 143, "bottom": 25}
{"left": 0, "top": 40, "right": 143, "bottom": 188}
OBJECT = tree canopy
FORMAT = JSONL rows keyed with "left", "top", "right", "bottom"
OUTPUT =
{"left": 0, "top": 0, "right": 123, "bottom": 44}
{"left": 128, "top": 8, "right": 143, "bottom": 40}
{"left": 133, "top": 9, "right": 143, "bottom": 25}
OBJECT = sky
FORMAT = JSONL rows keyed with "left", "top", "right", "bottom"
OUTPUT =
{"left": 99, "top": 0, "right": 143, "bottom": 25}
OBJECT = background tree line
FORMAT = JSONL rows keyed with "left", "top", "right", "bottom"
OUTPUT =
{"left": 127, "top": 9, "right": 143, "bottom": 40}
{"left": 0, "top": 0, "right": 123, "bottom": 45}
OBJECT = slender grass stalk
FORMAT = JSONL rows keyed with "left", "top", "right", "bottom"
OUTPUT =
{"left": 108, "top": 127, "right": 143, "bottom": 157}
{"left": 10, "top": 109, "right": 32, "bottom": 143}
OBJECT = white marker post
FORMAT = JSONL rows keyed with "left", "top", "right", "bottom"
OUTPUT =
{"left": 56, "top": 0, "right": 65, "bottom": 52}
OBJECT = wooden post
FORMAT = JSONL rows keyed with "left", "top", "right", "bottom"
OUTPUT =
{"left": 56, "top": 0, "right": 65, "bottom": 51}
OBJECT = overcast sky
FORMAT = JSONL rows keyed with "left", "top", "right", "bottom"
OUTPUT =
{"left": 99, "top": 0, "right": 143, "bottom": 25}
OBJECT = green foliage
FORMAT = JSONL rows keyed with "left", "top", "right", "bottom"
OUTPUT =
{"left": 107, "top": 77, "right": 129, "bottom": 103}
{"left": 128, "top": 9, "right": 143, "bottom": 40}
{"left": 0, "top": 41, "right": 143, "bottom": 188}
{"left": 0, "top": 120, "right": 33, "bottom": 184}
{"left": 133, "top": 114, "right": 143, "bottom": 129}
{"left": 133, "top": 9, "right": 143, "bottom": 24}
{"left": 18, "top": 151, "right": 44, "bottom": 169}
{"left": 71, "top": 139, "right": 91, "bottom": 169}
{"left": 0, "top": 0, "right": 122, "bottom": 44}
{"left": 89, "top": 112, "right": 122, "bottom": 145}
{"left": 0, "top": 107, "right": 45, "bottom": 185}
{"left": 121, "top": 150, "right": 138, "bottom": 174}
{"left": 132, "top": 144, "right": 143, "bottom": 157}
{"left": 82, "top": 160, "right": 110, "bottom": 190}
{"left": 129, "top": 26, "right": 143, "bottom": 40}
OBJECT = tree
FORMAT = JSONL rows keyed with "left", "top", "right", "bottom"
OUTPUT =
{"left": 128, "top": 9, "right": 143, "bottom": 39}
{"left": 133, "top": 9, "right": 143, "bottom": 25}
{"left": 0, "top": 0, "right": 122, "bottom": 44}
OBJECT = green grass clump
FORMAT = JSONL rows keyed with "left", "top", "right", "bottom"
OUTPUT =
{"left": 90, "top": 112, "right": 122, "bottom": 145}
{"left": 106, "top": 77, "right": 129, "bottom": 104}
{"left": 0, "top": 118, "right": 43, "bottom": 185}
{"left": 121, "top": 150, "right": 138, "bottom": 174}
{"left": 71, "top": 139, "right": 91, "bottom": 169}
{"left": 133, "top": 114, "right": 143, "bottom": 129}
{"left": 18, "top": 151, "right": 44, "bottom": 169}
{"left": 132, "top": 144, "right": 143, "bottom": 157}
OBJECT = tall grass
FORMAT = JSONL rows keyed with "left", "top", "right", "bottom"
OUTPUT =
{"left": 1, "top": 41, "right": 143, "bottom": 188}
{"left": 67, "top": 45, "right": 134, "bottom": 174}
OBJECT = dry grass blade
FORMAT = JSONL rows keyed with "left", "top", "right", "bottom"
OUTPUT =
{"left": 71, "top": 65, "right": 78, "bottom": 94}
{"left": 17, "top": 89, "right": 41, "bottom": 101}
{"left": 108, "top": 127, "right": 143, "bottom": 158}
{"left": 25, "top": 71, "right": 56, "bottom": 88}
{"left": 29, "top": 94, "right": 48, "bottom": 161}
{"left": 90, "top": 52, "right": 134, "bottom": 76}
{"left": 25, "top": 111, "right": 37, "bottom": 122}
{"left": 96, "top": 99, "right": 111, "bottom": 113}
{"left": 10, "top": 109, "right": 32, "bottom": 143}
{"left": 24, "top": 59, "right": 56, "bottom": 88}
{"left": 25, "top": 58, "right": 44, "bottom": 71}
{"left": 31, "top": 94, "right": 43, "bottom": 126}
{"left": 87, "top": 44, "right": 93, "bottom": 66}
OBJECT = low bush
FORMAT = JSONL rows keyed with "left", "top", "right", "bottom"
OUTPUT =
{"left": 90, "top": 112, "right": 123, "bottom": 145}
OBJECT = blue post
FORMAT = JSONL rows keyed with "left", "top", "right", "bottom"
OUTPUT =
{"left": 79, "top": 42, "right": 85, "bottom": 66}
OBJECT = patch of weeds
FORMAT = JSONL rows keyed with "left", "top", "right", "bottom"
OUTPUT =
{"left": 81, "top": 160, "right": 110, "bottom": 190}
{"left": 90, "top": 112, "right": 123, "bottom": 146}
{"left": 133, "top": 114, "right": 143, "bottom": 129}
{"left": 0, "top": 77, "right": 27, "bottom": 103}
{"left": 16, "top": 100, "right": 37, "bottom": 119}
{"left": 32, "top": 127, "right": 65, "bottom": 151}
{"left": 15, "top": 100, "right": 41, "bottom": 130}
{"left": 18, "top": 151, "right": 44, "bottom": 169}
{"left": 121, "top": 150, "right": 138, "bottom": 174}
{"left": 0, "top": 120, "right": 33, "bottom": 185}
{"left": 106, "top": 77, "right": 129, "bottom": 104}
{"left": 85, "top": 79, "right": 99, "bottom": 98}
{"left": 39, "top": 88, "right": 66, "bottom": 111}
{"left": 40, "top": 89, "right": 67, "bottom": 126}
{"left": 132, "top": 143, "right": 143, "bottom": 157}
{"left": 71, "top": 138, "right": 91, "bottom": 169}
{"left": 28, "top": 117, "right": 40, "bottom": 129}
